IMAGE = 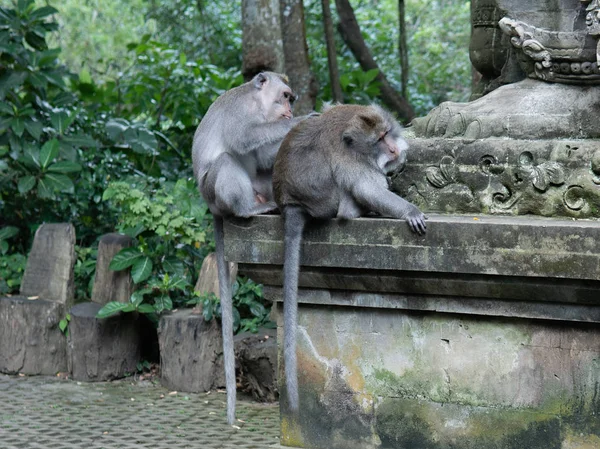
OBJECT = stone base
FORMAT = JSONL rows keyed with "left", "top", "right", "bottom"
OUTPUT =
{"left": 67, "top": 302, "right": 141, "bottom": 381}
{"left": 277, "top": 302, "right": 600, "bottom": 449}
{"left": 158, "top": 310, "right": 225, "bottom": 392}
{"left": 158, "top": 310, "right": 278, "bottom": 398}
{"left": 223, "top": 214, "right": 600, "bottom": 448}
{"left": 0, "top": 296, "right": 67, "bottom": 375}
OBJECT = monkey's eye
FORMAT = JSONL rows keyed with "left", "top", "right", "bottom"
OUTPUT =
{"left": 284, "top": 92, "right": 296, "bottom": 104}
{"left": 378, "top": 131, "right": 388, "bottom": 141}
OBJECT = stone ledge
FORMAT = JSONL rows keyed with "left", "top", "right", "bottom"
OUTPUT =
{"left": 224, "top": 214, "right": 600, "bottom": 281}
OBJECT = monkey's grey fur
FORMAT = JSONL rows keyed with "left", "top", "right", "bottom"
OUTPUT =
{"left": 273, "top": 104, "right": 426, "bottom": 411}
{"left": 192, "top": 72, "right": 299, "bottom": 425}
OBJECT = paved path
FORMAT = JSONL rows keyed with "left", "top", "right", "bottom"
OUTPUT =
{"left": 0, "top": 374, "right": 282, "bottom": 449}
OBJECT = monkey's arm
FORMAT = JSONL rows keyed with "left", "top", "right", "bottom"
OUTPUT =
{"left": 228, "top": 118, "right": 301, "bottom": 155}
{"left": 353, "top": 182, "right": 427, "bottom": 234}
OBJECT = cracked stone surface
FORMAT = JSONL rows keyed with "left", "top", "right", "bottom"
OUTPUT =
{"left": 0, "top": 374, "right": 282, "bottom": 449}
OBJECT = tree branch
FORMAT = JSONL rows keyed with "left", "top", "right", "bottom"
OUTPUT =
{"left": 334, "top": 0, "right": 414, "bottom": 122}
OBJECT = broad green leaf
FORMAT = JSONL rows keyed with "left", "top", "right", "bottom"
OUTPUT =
{"left": 121, "top": 224, "right": 145, "bottom": 238}
{"left": 0, "top": 102, "right": 13, "bottom": 115}
{"left": 36, "top": 177, "right": 53, "bottom": 198}
{"left": 0, "top": 226, "right": 19, "bottom": 241}
{"left": 109, "top": 247, "right": 142, "bottom": 271}
{"left": 29, "top": 6, "right": 58, "bottom": 21}
{"left": 130, "top": 287, "right": 152, "bottom": 306}
{"left": 47, "top": 161, "right": 82, "bottom": 174}
{"left": 61, "top": 133, "right": 98, "bottom": 148}
{"left": 363, "top": 68, "right": 380, "bottom": 84}
{"left": 59, "top": 318, "right": 68, "bottom": 332}
{"left": 79, "top": 68, "right": 92, "bottom": 84}
{"left": 50, "top": 110, "right": 72, "bottom": 134}
{"left": 105, "top": 119, "right": 129, "bottom": 141}
{"left": 162, "top": 257, "right": 184, "bottom": 275}
{"left": 154, "top": 294, "right": 173, "bottom": 313}
{"left": 131, "top": 256, "right": 153, "bottom": 284}
{"left": 37, "top": 48, "right": 61, "bottom": 67}
{"left": 11, "top": 117, "right": 24, "bottom": 137}
{"left": 249, "top": 302, "right": 266, "bottom": 318}
{"left": 17, "top": 176, "right": 36, "bottom": 194}
{"left": 24, "top": 119, "right": 43, "bottom": 140}
{"left": 169, "top": 276, "right": 189, "bottom": 292}
{"left": 137, "top": 303, "right": 156, "bottom": 314}
{"left": 96, "top": 301, "right": 132, "bottom": 319}
{"left": 43, "top": 173, "right": 74, "bottom": 193}
{"left": 0, "top": 160, "right": 7, "bottom": 172}
{"left": 39, "top": 139, "right": 59, "bottom": 168}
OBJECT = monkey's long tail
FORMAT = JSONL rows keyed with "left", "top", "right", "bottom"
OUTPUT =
{"left": 213, "top": 215, "right": 236, "bottom": 425}
{"left": 282, "top": 205, "right": 307, "bottom": 412}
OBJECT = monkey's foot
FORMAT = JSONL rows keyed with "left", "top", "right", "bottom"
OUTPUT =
{"left": 411, "top": 79, "right": 600, "bottom": 140}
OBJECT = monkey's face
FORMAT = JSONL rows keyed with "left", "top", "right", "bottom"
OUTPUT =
{"left": 257, "top": 77, "right": 296, "bottom": 122}
{"left": 376, "top": 132, "right": 408, "bottom": 173}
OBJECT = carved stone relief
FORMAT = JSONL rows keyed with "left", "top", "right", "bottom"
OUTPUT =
{"left": 392, "top": 139, "right": 600, "bottom": 218}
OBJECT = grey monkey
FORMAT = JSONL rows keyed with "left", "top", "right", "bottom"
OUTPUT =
{"left": 192, "top": 72, "right": 300, "bottom": 425}
{"left": 272, "top": 104, "right": 427, "bottom": 411}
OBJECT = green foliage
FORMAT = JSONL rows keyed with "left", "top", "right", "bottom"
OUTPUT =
{"left": 45, "top": 0, "right": 156, "bottom": 81}
{"left": 96, "top": 179, "right": 211, "bottom": 320}
{"left": 188, "top": 277, "right": 275, "bottom": 334}
{"left": 305, "top": 0, "right": 471, "bottom": 116}
{"left": 0, "top": 1, "right": 86, "bottom": 222}
{"left": 74, "top": 245, "right": 97, "bottom": 302}
{"left": 0, "top": 225, "right": 25, "bottom": 294}
{"left": 58, "top": 313, "right": 70, "bottom": 335}
{"left": 0, "top": 251, "right": 26, "bottom": 294}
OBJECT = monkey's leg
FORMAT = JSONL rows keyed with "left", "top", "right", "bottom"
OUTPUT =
{"left": 213, "top": 215, "right": 237, "bottom": 425}
{"left": 213, "top": 154, "right": 277, "bottom": 217}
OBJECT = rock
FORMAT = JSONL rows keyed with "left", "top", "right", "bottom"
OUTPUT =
{"left": 235, "top": 328, "right": 277, "bottom": 401}
{"left": 193, "top": 253, "right": 237, "bottom": 314}
{"left": 0, "top": 223, "right": 76, "bottom": 375}
{"left": 67, "top": 302, "right": 141, "bottom": 381}
{"left": 92, "top": 233, "right": 133, "bottom": 305}
{"left": 158, "top": 310, "right": 225, "bottom": 392}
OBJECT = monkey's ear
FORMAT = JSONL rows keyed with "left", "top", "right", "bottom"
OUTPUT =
{"left": 253, "top": 72, "right": 269, "bottom": 89}
{"left": 356, "top": 112, "right": 377, "bottom": 128}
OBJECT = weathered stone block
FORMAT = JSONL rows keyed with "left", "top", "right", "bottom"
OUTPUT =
{"left": 193, "top": 252, "right": 237, "bottom": 314}
{"left": 224, "top": 215, "right": 600, "bottom": 448}
{"left": 158, "top": 310, "right": 225, "bottom": 392}
{"left": 0, "top": 223, "right": 76, "bottom": 375}
{"left": 20, "top": 223, "right": 76, "bottom": 308}
{"left": 67, "top": 302, "right": 141, "bottom": 381}
{"left": 0, "top": 297, "right": 66, "bottom": 374}
{"left": 92, "top": 233, "right": 133, "bottom": 305}
{"left": 391, "top": 138, "right": 600, "bottom": 219}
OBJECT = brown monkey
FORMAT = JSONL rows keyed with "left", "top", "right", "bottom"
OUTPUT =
{"left": 192, "top": 72, "right": 301, "bottom": 425}
{"left": 272, "top": 104, "right": 426, "bottom": 411}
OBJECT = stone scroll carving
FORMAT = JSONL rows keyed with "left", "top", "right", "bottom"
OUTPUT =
{"left": 392, "top": 139, "right": 600, "bottom": 218}
{"left": 499, "top": 2, "right": 600, "bottom": 84}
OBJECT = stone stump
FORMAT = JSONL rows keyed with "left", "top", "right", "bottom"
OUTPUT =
{"left": 159, "top": 310, "right": 225, "bottom": 392}
{"left": 67, "top": 302, "right": 140, "bottom": 381}
{"left": 159, "top": 253, "right": 235, "bottom": 391}
{"left": 67, "top": 232, "right": 140, "bottom": 381}
{"left": 91, "top": 233, "right": 133, "bottom": 305}
{"left": 0, "top": 223, "right": 76, "bottom": 375}
{"left": 235, "top": 329, "right": 277, "bottom": 401}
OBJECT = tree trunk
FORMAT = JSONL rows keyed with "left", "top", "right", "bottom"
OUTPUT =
{"left": 242, "top": 0, "right": 285, "bottom": 80}
{"left": 398, "top": 0, "right": 408, "bottom": 100}
{"left": 335, "top": 0, "right": 415, "bottom": 122}
{"left": 322, "top": 0, "right": 344, "bottom": 103}
{"left": 280, "top": 0, "right": 318, "bottom": 115}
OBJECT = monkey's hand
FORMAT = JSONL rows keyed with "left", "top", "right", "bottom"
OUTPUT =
{"left": 405, "top": 206, "right": 427, "bottom": 235}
